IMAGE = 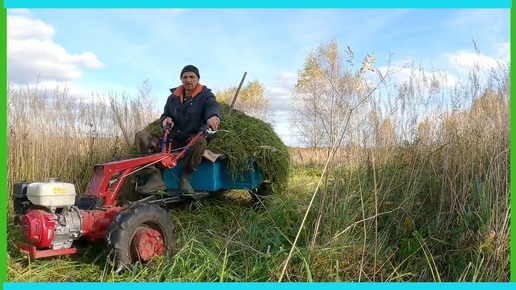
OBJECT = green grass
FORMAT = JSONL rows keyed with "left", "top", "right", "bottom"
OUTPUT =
{"left": 6, "top": 57, "right": 509, "bottom": 282}
{"left": 7, "top": 152, "right": 509, "bottom": 282}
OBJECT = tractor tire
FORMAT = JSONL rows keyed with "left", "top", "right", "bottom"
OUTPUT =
{"left": 249, "top": 182, "right": 274, "bottom": 203}
{"left": 106, "top": 203, "right": 176, "bottom": 271}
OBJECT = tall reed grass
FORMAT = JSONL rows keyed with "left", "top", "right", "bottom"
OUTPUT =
{"left": 6, "top": 59, "right": 510, "bottom": 281}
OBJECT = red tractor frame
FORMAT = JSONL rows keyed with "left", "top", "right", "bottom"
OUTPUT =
{"left": 12, "top": 127, "right": 216, "bottom": 271}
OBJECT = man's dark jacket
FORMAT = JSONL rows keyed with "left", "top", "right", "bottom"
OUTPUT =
{"left": 160, "top": 84, "right": 221, "bottom": 145}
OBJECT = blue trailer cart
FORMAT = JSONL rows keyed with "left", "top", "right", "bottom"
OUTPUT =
{"left": 163, "top": 156, "right": 263, "bottom": 193}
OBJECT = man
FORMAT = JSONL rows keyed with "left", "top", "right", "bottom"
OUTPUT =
{"left": 159, "top": 65, "right": 221, "bottom": 193}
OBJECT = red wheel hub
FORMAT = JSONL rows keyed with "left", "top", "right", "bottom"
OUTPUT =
{"left": 132, "top": 227, "right": 164, "bottom": 262}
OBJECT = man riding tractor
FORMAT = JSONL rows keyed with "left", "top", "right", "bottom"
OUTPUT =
{"left": 135, "top": 65, "right": 222, "bottom": 194}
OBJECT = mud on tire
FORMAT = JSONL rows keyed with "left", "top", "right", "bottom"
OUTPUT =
{"left": 106, "top": 203, "right": 176, "bottom": 271}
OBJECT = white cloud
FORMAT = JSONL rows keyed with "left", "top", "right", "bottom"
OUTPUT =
{"left": 495, "top": 42, "right": 510, "bottom": 60}
{"left": 272, "top": 111, "right": 298, "bottom": 147}
{"left": 267, "top": 71, "right": 297, "bottom": 112}
{"left": 8, "top": 80, "right": 114, "bottom": 107}
{"left": 376, "top": 43, "right": 509, "bottom": 90}
{"left": 8, "top": 15, "right": 55, "bottom": 40}
{"left": 273, "top": 71, "right": 297, "bottom": 87}
{"left": 70, "top": 52, "right": 104, "bottom": 68}
{"left": 7, "top": 14, "right": 103, "bottom": 85}
{"left": 445, "top": 50, "right": 503, "bottom": 74}
{"left": 265, "top": 71, "right": 299, "bottom": 146}
{"left": 377, "top": 65, "right": 459, "bottom": 89}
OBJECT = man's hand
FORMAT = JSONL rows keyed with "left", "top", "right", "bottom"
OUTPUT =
{"left": 162, "top": 117, "right": 173, "bottom": 129}
{"left": 207, "top": 116, "right": 220, "bottom": 130}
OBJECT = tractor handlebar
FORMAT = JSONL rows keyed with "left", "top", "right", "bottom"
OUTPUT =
{"left": 161, "top": 125, "right": 228, "bottom": 153}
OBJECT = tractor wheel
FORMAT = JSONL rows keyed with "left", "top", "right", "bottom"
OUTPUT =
{"left": 210, "top": 189, "right": 230, "bottom": 198}
{"left": 106, "top": 203, "right": 176, "bottom": 271}
{"left": 249, "top": 182, "right": 274, "bottom": 203}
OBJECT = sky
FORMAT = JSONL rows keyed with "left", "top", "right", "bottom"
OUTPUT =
{"left": 6, "top": 8, "right": 511, "bottom": 146}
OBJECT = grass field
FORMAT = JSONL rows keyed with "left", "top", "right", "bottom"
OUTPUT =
{"left": 6, "top": 62, "right": 510, "bottom": 281}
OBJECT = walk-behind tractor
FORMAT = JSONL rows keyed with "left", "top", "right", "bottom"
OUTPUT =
{"left": 12, "top": 126, "right": 269, "bottom": 270}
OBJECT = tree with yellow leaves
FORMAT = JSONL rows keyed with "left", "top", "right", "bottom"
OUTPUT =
{"left": 215, "top": 79, "right": 272, "bottom": 123}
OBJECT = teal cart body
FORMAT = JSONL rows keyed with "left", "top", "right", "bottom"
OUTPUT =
{"left": 162, "top": 156, "right": 264, "bottom": 192}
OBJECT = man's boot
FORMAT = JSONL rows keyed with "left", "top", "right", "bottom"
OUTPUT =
{"left": 137, "top": 168, "right": 166, "bottom": 194}
{"left": 178, "top": 136, "right": 206, "bottom": 194}
{"left": 178, "top": 170, "right": 194, "bottom": 194}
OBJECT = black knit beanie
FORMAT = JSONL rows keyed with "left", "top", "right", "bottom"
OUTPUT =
{"left": 180, "top": 65, "right": 200, "bottom": 79}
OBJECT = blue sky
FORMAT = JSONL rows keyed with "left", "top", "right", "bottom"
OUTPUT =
{"left": 6, "top": 8, "right": 510, "bottom": 146}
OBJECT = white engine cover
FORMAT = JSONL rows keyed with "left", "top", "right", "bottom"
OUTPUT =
{"left": 26, "top": 179, "right": 77, "bottom": 209}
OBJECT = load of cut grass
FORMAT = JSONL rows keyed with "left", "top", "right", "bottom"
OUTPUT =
{"left": 140, "top": 103, "right": 290, "bottom": 193}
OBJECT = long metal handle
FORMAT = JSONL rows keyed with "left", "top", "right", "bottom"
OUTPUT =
{"left": 228, "top": 71, "right": 247, "bottom": 114}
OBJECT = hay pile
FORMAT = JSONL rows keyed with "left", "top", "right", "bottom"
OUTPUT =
{"left": 141, "top": 103, "right": 290, "bottom": 193}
